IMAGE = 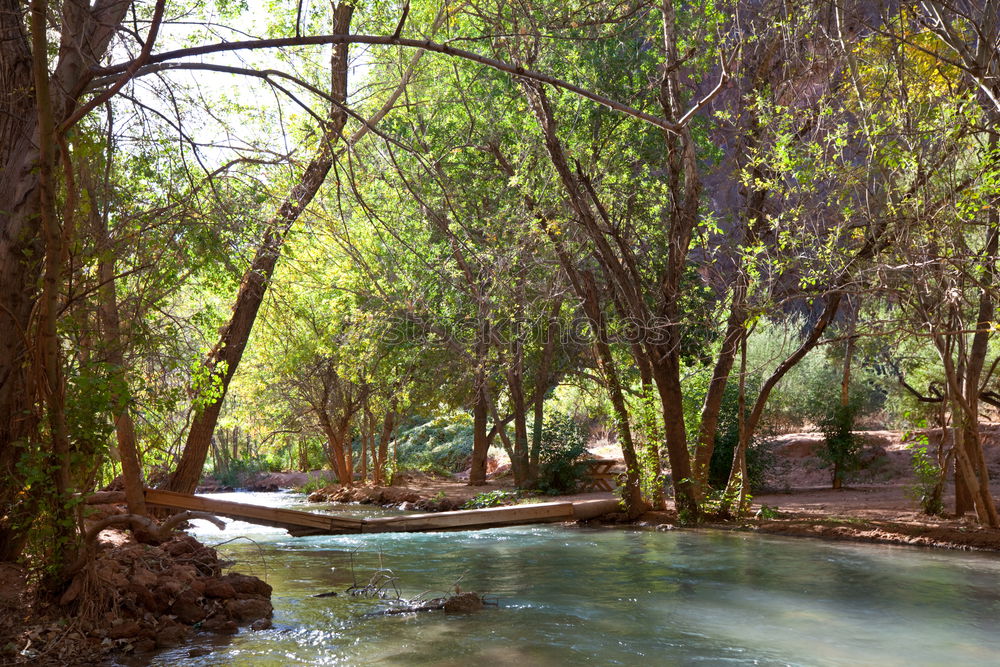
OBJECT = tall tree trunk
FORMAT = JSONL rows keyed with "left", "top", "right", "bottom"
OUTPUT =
{"left": 955, "top": 454, "right": 974, "bottom": 515}
{"left": 693, "top": 279, "right": 747, "bottom": 493}
{"left": 319, "top": 412, "right": 350, "bottom": 486}
{"left": 298, "top": 439, "right": 308, "bottom": 471}
{"left": 167, "top": 3, "right": 354, "bottom": 494}
{"left": 374, "top": 407, "right": 395, "bottom": 486}
{"left": 724, "top": 292, "right": 844, "bottom": 503}
{"left": 528, "top": 298, "right": 561, "bottom": 485}
{"left": 360, "top": 410, "right": 369, "bottom": 484}
{"left": 507, "top": 337, "right": 530, "bottom": 487}
{"left": 580, "top": 271, "right": 646, "bottom": 516}
{"left": 344, "top": 420, "right": 354, "bottom": 486}
{"left": 91, "top": 181, "right": 146, "bottom": 516}
{"left": 469, "top": 372, "right": 490, "bottom": 486}
{"left": 935, "top": 226, "right": 1000, "bottom": 526}
{"left": 722, "top": 329, "right": 750, "bottom": 514}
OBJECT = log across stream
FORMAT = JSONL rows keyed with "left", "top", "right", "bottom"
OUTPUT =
{"left": 127, "top": 491, "right": 1000, "bottom": 666}
{"left": 142, "top": 488, "right": 619, "bottom": 536}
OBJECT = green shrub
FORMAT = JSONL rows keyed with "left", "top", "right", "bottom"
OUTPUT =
{"left": 817, "top": 402, "right": 863, "bottom": 489}
{"left": 906, "top": 433, "right": 944, "bottom": 515}
{"left": 297, "top": 476, "right": 332, "bottom": 495}
{"left": 209, "top": 457, "right": 272, "bottom": 488}
{"left": 462, "top": 489, "right": 523, "bottom": 509}
{"left": 394, "top": 414, "right": 474, "bottom": 473}
{"left": 537, "top": 415, "right": 588, "bottom": 494}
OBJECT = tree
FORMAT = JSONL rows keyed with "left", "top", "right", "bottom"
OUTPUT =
{"left": 0, "top": 0, "right": 136, "bottom": 563}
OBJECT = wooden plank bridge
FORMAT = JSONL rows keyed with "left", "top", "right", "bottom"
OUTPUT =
{"left": 144, "top": 489, "right": 620, "bottom": 537}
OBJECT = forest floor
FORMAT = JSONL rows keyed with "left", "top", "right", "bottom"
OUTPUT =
{"left": 737, "top": 427, "right": 1000, "bottom": 551}
{"left": 300, "top": 426, "right": 1000, "bottom": 552}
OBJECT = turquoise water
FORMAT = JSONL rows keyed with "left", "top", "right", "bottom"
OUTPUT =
{"left": 144, "top": 492, "right": 1000, "bottom": 665}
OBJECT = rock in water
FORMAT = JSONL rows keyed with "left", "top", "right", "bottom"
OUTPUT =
{"left": 443, "top": 592, "right": 484, "bottom": 613}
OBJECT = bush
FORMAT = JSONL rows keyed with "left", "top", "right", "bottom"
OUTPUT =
{"left": 297, "top": 476, "right": 332, "bottom": 495}
{"left": 461, "top": 489, "right": 523, "bottom": 509}
{"left": 394, "top": 414, "right": 474, "bottom": 473}
{"left": 817, "top": 402, "right": 863, "bottom": 488}
{"left": 209, "top": 457, "right": 272, "bottom": 488}
{"left": 906, "top": 433, "right": 944, "bottom": 515}
{"left": 536, "top": 415, "right": 588, "bottom": 495}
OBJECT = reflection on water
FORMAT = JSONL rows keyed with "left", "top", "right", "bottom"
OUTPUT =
{"left": 145, "top": 492, "right": 1000, "bottom": 666}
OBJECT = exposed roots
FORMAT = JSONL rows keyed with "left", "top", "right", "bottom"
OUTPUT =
{"left": 66, "top": 510, "right": 225, "bottom": 578}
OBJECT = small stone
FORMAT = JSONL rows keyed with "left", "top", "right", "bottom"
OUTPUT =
{"left": 210, "top": 574, "right": 271, "bottom": 598}
{"left": 443, "top": 592, "right": 484, "bottom": 613}
{"left": 170, "top": 590, "right": 207, "bottom": 624}
{"left": 108, "top": 621, "right": 141, "bottom": 640}
{"left": 203, "top": 580, "right": 236, "bottom": 599}
{"left": 250, "top": 618, "right": 272, "bottom": 631}
{"left": 188, "top": 647, "right": 212, "bottom": 657}
{"left": 133, "top": 638, "right": 156, "bottom": 653}
{"left": 154, "top": 623, "right": 189, "bottom": 648}
{"left": 128, "top": 583, "right": 159, "bottom": 612}
{"left": 157, "top": 580, "right": 183, "bottom": 599}
{"left": 132, "top": 568, "right": 157, "bottom": 588}
{"left": 224, "top": 598, "right": 273, "bottom": 622}
{"left": 202, "top": 616, "right": 239, "bottom": 635}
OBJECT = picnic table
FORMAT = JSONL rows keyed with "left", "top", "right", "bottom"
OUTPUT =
{"left": 579, "top": 458, "right": 620, "bottom": 492}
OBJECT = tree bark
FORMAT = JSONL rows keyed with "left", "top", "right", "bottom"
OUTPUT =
{"left": 693, "top": 279, "right": 747, "bottom": 492}
{"left": 0, "top": 0, "right": 132, "bottom": 561}
{"left": 91, "top": 181, "right": 146, "bottom": 516}
{"left": 373, "top": 407, "right": 395, "bottom": 485}
{"left": 319, "top": 412, "right": 349, "bottom": 486}
{"left": 722, "top": 330, "right": 750, "bottom": 513}
{"left": 360, "top": 407, "right": 370, "bottom": 483}
{"left": 507, "top": 328, "right": 530, "bottom": 487}
{"left": 469, "top": 369, "right": 490, "bottom": 486}
{"left": 528, "top": 298, "right": 561, "bottom": 484}
{"left": 580, "top": 271, "right": 646, "bottom": 516}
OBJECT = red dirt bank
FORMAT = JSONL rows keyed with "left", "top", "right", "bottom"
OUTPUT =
{"left": 0, "top": 527, "right": 273, "bottom": 665}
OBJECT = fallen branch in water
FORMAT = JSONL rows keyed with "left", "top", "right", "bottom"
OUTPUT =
{"left": 371, "top": 592, "right": 496, "bottom": 615}
{"left": 320, "top": 553, "right": 497, "bottom": 615}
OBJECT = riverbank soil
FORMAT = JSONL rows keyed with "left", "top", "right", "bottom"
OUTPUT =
{"left": 724, "top": 428, "right": 998, "bottom": 551}
{"left": 302, "top": 428, "right": 1000, "bottom": 552}
{"left": 0, "top": 516, "right": 273, "bottom": 665}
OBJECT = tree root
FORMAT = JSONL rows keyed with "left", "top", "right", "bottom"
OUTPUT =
{"left": 65, "top": 511, "right": 225, "bottom": 579}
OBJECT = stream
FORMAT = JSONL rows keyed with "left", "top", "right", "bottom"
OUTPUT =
{"left": 140, "top": 491, "right": 1000, "bottom": 665}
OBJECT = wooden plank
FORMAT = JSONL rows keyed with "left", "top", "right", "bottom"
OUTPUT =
{"left": 144, "top": 489, "right": 364, "bottom": 534}
{"left": 142, "top": 490, "right": 619, "bottom": 537}
{"left": 571, "top": 498, "right": 621, "bottom": 520}
{"left": 361, "top": 501, "right": 575, "bottom": 533}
